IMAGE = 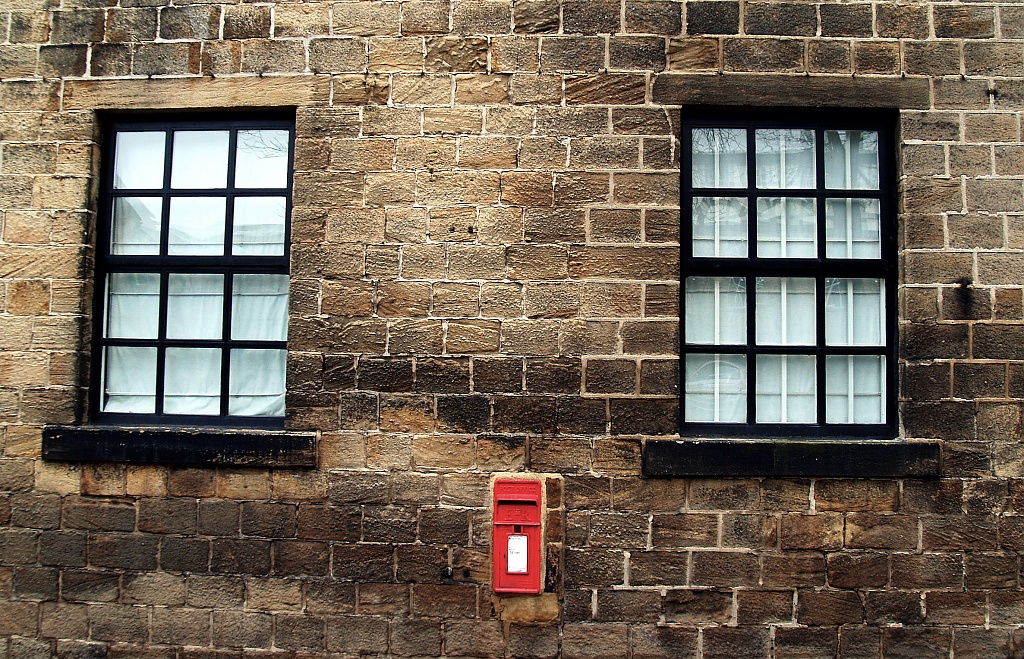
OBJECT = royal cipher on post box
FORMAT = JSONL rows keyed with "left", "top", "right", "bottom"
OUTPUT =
{"left": 492, "top": 479, "right": 543, "bottom": 595}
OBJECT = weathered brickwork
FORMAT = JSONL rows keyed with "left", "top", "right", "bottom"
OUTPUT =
{"left": 2, "top": 0, "right": 1024, "bottom": 656}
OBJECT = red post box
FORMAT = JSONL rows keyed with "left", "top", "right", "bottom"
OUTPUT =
{"left": 492, "top": 478, "right": 543, "bottom": 595}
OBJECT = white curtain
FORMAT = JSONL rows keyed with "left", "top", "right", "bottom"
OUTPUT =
{"left": 232, "top": 275, "right": 289, "bottom": 341}
{"left": 101, "top": 346, "right": 156, "bottom": 413}
{"left": 102, "top": 273, "right": 288, "bottom": 417}
{"left": 685, "top": 276, "right": 746, "bottom": 345}
{"left": 164, "top": 347, "right": 221, "bottom": 415}
{"left": 229, "top": 349, "right": 286, "bottom": 416}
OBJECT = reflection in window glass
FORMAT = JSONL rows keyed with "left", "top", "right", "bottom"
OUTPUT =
{"left": 168, "top": 197, "right": 226, "bottom": 255}
{"left": 113, "top": 132, "right": 165, "bottom": 189}
{"left": 101, "top": 346, "right": 157, "bottom": 413}
{"left": 111, "top": 197, "right": 162, "bottom": 255}
{"left": 756, "top": 197, "right": 816, "bottom": 258}
{"left": 824, "top": 130, "right": 879, "bottom": 190}
{"left": 692, "top": 128, "right": 747, "bottom": 188}
{"left": 171, "top": 131, "right": 230, "bottom": 189}
{"left": 106, "top": 273, "right": 160, "bottom": 339}
{"left": 233, "top": 197, "right": 286, "bottom": 256}
{"left": 825, "top": 198, "right": 881, "bottom": 259}
{"left": 685, "top": 354, "right": 746, "bottom": 423}
{"left": 693, "top": 197, "right": 747, "bottom": 258}
{"left": 235, "top": 130, "right": 290, "bottom": 188}
{"left": 755, "top": 129, "right": 815, "bottom": 189}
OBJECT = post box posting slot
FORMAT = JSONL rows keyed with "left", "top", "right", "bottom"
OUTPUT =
{"left": 492, "top": 479, "right": 542, "bottom": 595}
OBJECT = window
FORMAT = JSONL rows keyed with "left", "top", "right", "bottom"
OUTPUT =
{"left": 681, "top": 110, "right": 896, "bottom": 438}
{"left": 92, "top": 116, "right": 294, "bottom": 429}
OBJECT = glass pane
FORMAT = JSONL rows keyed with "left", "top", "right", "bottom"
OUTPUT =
{"left": 232, "top": 274, "right": 289, "bottom": 341}
{"left": 164, "top": 347, "right": 221, "bottom": 415}
{"left": 685, "top": 353, "right": 746, "bottom": 423}
{"left": 167, "top": 274, "right": 224, "bottom": 340}
{"left": 826, "top": 355, "right": 885, "bottom": 424}
{"left": 233, "top": 197, "right": 286, "bottom": 256}
{"left": 229, "top": 349, "right": 286, "bottom": 416}
{"left": 170, "top": 130, "right": 229, "bottom": 189}
{"left": 693, "top": 197, "right": 747, "bottom": 258}
{"left": 756, "top": 197, "right": 816, "bottom": 258}
{"left": 756, "top": 277, "right": 816, "bottom": 345}
{"left": 824, "top": 130, "right": 879, "bottom": 190}
{"left": 685, "top": 276, "right": 746, "bottom": 345}
{"left": 235, "top": 130, "right": 290, "bottom": 188}
{"left": 106, "top": 272, "right": 160, "bottom": 339}
{"left": 101, "top": 346, "right": 157, "bottom": 413}
{"left": 111, "top": 197, "right": 162, "bottom": 255}
{"left": 168, "top": 197, "right": 226, "bottom": 255}
{"left": 692, "top": 128, "right": 747, "bottom": 188}
{"left": 113, "top": 131, "right": 165, "bottom": 190}
{"left": 755, "top": 129, "right": 815, "bottom": 189}
{"left": 825, "top": 278, "right": 885, "bottom": 346}
{"left": 825, "top": 198, "right": 881, "bottom": 259}
{"left": 756, "top": 355, "right": 816, "bottom": 423}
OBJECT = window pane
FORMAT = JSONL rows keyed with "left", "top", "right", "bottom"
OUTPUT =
{"left": 233, "top": 197, "right": 287, "bottom": 256}
{"left": 692, "top": 128, "right": 747, "bottom": 188}
{"left": 825, "top": 278, "right": 885, "bottom": 346}
{"left": 167, "top": 274, "right": 224, "bottom": 339}
{"left": 685, "top": 276, "right": 746, "bottom": 345}
{"left": 692, "top": 197, "right": 747, "bottom": 258}
{"left": 755, "top": 355, "right": 816, "bottom": 423}
{"left": 756, "top": 197, "right": 816, "bottom": 258}
{"left": 825, "top": 198, "right": 881, "bottom": 259}
{"left": 685, "top": 354, "right": 746, "bottom": 422}
{"left": 113, "top": 131, "right": 165, "bottom": 190}
{"left": 106, "top": 272, "right": 160, "bottom": 339}
{"left": 755, "top": 277, "right": 815, "bottom": 345}
{"left": 229, "top": 349, "right": 286, "bottom": 416}
{"left": 101, "top": 346, "right": 157, "bottom": 413}
{"left": 755, "top": 129, "right": 815, "bottom": 189}
{"left": 111, "top": 197, "right": 162, "bottom": 255}
{"left": 232, "top": 274, "right": 289, "bottom": 341}
{"left": 170, "top": 131, "right": 229, "bottom": 189}
{"left": 168, "top": 197, "right": 226, "bottom": 255}
{"left": 824, "top": 130, "right": 879, "bottom": 190}
{"left": 164, "top": 347, "right": 221, "bottom": 415}
{"left": 235, "top": 130, "right": 290, "bottom": 188}
{"left": 826, "top": 355, "right": 885, "bottom": 423}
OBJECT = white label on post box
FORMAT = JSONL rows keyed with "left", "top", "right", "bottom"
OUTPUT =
{"left": 507, "top": 534, "right": 528, "bottom": 574}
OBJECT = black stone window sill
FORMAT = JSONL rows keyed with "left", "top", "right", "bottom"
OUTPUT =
{"left": 644, "top": 439, "right": 941, "bottom": 478}
{"left": 42, "top": 426, "right": 316, "bottom": 467}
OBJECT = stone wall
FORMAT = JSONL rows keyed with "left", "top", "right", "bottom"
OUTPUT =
{"left": 2, "top": 0, "right": 1024, "bottom": 656}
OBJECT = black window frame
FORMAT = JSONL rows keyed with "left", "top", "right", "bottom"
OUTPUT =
{"left": 91, "top": 113, "right": 296, "bottom": 430}
{"left": 680, "top": 108, "right": 898, "bottom": 440}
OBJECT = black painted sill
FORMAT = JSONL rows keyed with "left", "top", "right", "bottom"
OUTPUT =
{"left": 644, "top": 439, "right": 941, "bottom": 478}
{"left": 43, "top": 426, "right": 316, "bottom": 467}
